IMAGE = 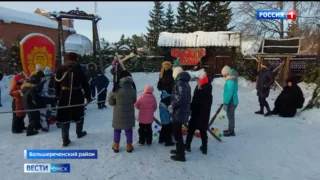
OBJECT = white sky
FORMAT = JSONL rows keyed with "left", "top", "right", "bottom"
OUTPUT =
{"left": 0, "top": 1, "right": 178, "bottom": 43}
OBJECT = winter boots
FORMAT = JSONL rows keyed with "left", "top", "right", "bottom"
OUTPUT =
{"left": 127, "top": 144, "right": 134, "bottom": 153}
{"left": 76, "top": 121, "right": 87, "bottom": 138}
{"left": 112, "top": 142, "right": 119, "bottom": 153}
{"left": 223, "top": 129, "right": 235, "bottom": 137}
{"left": 112, "top": 143, "right": 134, "bottom": 153}
{"left": 170, "top": 150, "right": 186, "bottom": 162}
{"left": 200, "top": 146, "right": 207, "bottom": 155}
{"left": 255, "top": 105, "right": 273, "bottom": 116}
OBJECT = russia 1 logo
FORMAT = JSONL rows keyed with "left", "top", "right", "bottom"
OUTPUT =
{"left": 287, "top": 10, "right": 296, "bottom": 20}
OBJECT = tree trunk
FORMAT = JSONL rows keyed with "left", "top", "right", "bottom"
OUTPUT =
{"left": 278, "top": 1, "right": 284, "bottom": 38}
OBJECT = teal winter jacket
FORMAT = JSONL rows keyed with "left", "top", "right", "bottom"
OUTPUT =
{"left": 223, "top": 69, "right": 239, "bottom": 105}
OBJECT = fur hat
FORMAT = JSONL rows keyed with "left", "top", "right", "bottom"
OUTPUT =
{"left": 144, "top": 85, "right": 154, "bottom": 94}
{"left": 162, "top": 61, "right": 172, "bottom": 68}
{"left": 35, "top": 64, "right": 43, "bottom": 72}
{"left": 199, "top": 76, "right": 209, "bottom": 87}
{"left": 221, "top": 65, "right": 231, "bottom": 76}
{"left": 172, "top": 66, "right": 183, "bottom": 79}
{"left": 14, "top": 74, "right": 23, "bottom": 82}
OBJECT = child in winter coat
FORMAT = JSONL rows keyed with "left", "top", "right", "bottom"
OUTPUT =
{"left": 134, "top": 85, "right": 157, "bottom": 145}
{"left": 168, "top": 66, "right": 191, "bottom": 162}
{"left": 185, "top": 73, "right": 213, "bottom": 154}
{"left": 221, "top": 66, "right": 239, "bottom": 137}
{"left": 39, "top": 67, "right": 57, "bottom": 132}
{"left": 108, "top": 76, "right": 137, "bottom": 153}
{"left": 10, "top": 74, "right": 26, "bottom": 133}
{"left": 158, "top": 90, "right": 174, "bottom": 146}
{"left": 96, "top": 70, "right": 109, "bottom": 109}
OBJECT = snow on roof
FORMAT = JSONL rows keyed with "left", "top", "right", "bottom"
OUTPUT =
{"left": 0, "top": 6, "right": 73, "bottom": 31}
{"left": 158, "top": 31, "right": 241, "bottom": 47}
{"left": 241, "top": 40, "right": 261, "bottom": 55}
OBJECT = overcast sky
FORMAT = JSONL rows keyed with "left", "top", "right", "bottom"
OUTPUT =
{"left": 0, "top": 1, "right": 178, "bottom": 43}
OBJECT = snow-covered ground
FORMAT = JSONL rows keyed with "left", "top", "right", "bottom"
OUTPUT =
{"left": 0, "top": 70, "right": 319, "bottom": 180}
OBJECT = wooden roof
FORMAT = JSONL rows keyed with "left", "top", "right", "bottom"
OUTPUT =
{"left": 258, "top": 38, "right": 301, "bottom": 54}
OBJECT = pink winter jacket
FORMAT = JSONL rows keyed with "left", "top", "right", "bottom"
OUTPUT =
{"left": 134, "top": 86, "right": 157, "bottom": 124}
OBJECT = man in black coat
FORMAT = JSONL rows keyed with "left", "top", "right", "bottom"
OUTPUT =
{"left": 0, "top": 71, "right": 3, "bottom": 107}
{"left": 185, "top": 75, "right": 212, "bottom": 155}
{"left": 272, "top": 76, "right": 305, "bottom": 117}
{"left": 21, "top": 75, "right": 45, "bottom": 136}
{"left": 55, "top": 52, "right": 92, "bottom": 147}
{"left": 255, "top": 62, "right": 275, "bottom": 116}
{"left": 96, "top": 70, "right": 109, "bottom": 109}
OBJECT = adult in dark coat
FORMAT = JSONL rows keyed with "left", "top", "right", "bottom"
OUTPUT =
{"left": 21, "top": 75, "right": 44, "bottom": 136}
{"left": 157, "top": 61, "right": 175, "bottom": 146}
{"left": 157, "top": 61, "right": 175, "bottom": 94}
{"left": 55, "top": 52, "right": 92, "bottom": 147}
{"left": 272, "top": 76, "right": 304, "bottom": 117}
{"left": 255, "top": 62, "right": 275, "bottom": 116}
{"left": 96, "top": 70, "right": 109, "bottom": 109}
{"left": 111, "top": 62, "right": 136, "bottom": 92}
{"left": 169, "top": 67, "right": 191, "bottom": 162}
{"left": 185, "top": 75, "right": 212, "bottom": 154}
{"left": 87, "top": 65, "right": 97, "bottom": 98}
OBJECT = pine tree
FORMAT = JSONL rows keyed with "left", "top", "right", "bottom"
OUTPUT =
{"left": 187, "top": 1, "right": 208, "bottom": 32}
{"left": 175, "top": 1, "right": 189, "bottom": 33}
{"left": 164, "top": 3, "right": 175, "bottom": 32}
{"left": 204, "top": 1, "right": 234, "bottom": 31}
{"left": 145, "top": 1, "right": 165, "bottom": 51}
{"left": 119, "top": 34, "right": 125, "bottom": 45}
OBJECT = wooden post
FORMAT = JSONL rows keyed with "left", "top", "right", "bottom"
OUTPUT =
{"left": 282, "top": 56, "right": 291, "bottom": 86}
{"left": 256, "top": 55, "right": 262, "bottom": 89}
{"left": 92, "top": 20, "right": 97, "bottom": 63}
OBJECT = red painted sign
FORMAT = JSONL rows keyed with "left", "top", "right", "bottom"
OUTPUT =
{"left": 171, "top": 48, "right": 206, "bottom": 65}
{"left": 20, "top": 33, "right": 56, "bottom": 77}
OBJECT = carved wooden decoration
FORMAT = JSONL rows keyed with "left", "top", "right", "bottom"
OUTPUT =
{"left": 59, "top": 8, "right": 95, "bottom": 17}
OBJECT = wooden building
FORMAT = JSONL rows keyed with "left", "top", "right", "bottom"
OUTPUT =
{"left": 157, "top": 31, "right": 241, "bottom": 77}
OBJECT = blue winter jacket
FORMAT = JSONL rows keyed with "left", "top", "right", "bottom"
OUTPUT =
{"left": 223, "top": 69, "right": 239, "bottom": 105}
{"left": 159, "top": 91, "right": 171, "bottom": 125}
{"left": 171, "top": 72, "right": 192, "bottom": 124}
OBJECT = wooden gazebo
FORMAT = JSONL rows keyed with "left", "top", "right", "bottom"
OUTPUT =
{"left": 255, "top": 38, "right": 301, "bottom": 87}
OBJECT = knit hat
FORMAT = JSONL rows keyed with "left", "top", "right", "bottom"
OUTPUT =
{"left": 14, "top": 74, "right": 23, "bottom": 82}
{"left": 144, "top": 85, "right": 154, "bottom": 94}
{"left": 35, "top": 64, "right": 43, "bottom": 72}
{"left": 44, "top": 66, "right": 52, "bottom": 76}
{"left": 172, "top": 66, "right": 183, "bottom": 80}
{"left": 221, "top": 65, "right": 231, "bottom": 76}
{"left": 199, "top": 76, "right": 209, "bottom": 87}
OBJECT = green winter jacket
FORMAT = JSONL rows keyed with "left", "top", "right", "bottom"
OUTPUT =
{"left": 223, "top": 69, "right": 239, "bottom": 105}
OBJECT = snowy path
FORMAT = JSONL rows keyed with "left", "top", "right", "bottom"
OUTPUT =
{"left": 0, "top": 72, "right": 319, "bottom": 180}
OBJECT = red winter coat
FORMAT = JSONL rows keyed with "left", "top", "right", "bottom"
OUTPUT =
{"left": 9, "top": 79, "right": 26, "bottom": 117}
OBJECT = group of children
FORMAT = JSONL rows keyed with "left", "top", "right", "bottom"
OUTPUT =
{"left": 10, "top": 65, "right": 57, "bottom": 136}
{"left": 108, "top": 60, "right": 240, "bottom": 162}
